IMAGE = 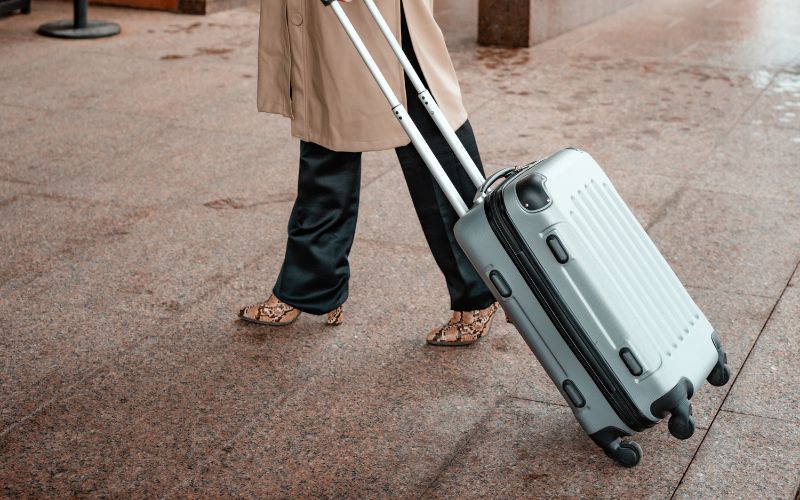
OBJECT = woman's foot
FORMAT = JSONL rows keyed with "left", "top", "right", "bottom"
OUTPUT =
{"left": 326, "top": 305, "right": 344, "bottom": 326}
{"left": 238, "top": 295, "right": 346, "bottom": 327}
{"left": 427, "top": 302, "right": 500, "bottom": 346}
{"left": 239, "top": 294, "right": 301, "bottom": 326}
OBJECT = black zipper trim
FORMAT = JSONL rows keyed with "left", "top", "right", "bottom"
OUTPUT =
{"left": 485, "top": 187, "right": 654, "bottom": 432}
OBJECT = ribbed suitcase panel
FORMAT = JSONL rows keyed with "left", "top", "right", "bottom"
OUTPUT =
{"left": 565, "top": 175, "right": 700, "bottom": 361}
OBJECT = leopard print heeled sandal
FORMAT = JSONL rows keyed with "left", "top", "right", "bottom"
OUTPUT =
{"left": 427, "top": 302, "right": 500, "bottom": 346}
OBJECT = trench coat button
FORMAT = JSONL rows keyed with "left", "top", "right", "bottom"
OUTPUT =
{"left": 290, "top": 13, "right": 303, "bottom": 26}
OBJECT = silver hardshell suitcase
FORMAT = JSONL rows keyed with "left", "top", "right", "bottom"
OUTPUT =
{"left": 323, "top": 0, "right": 731, "bottom": 467}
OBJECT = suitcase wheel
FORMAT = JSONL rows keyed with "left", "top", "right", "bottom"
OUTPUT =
{"left": 607, "top": 440, "right": 643, "bottom": 468}
{"left": 667, "top": 400, "right": 695, "bottom": 440}
{"left": 592, "top": 428, "right": 643, "bottom": 467}
{"left": 707, "top": 333, "right": 731, "bottom": 387}
{"left": 707, "top": 363, "right": 731, "bottom": 387}
{"left": 616, "top": 441, "right": 643, "bottom": 468}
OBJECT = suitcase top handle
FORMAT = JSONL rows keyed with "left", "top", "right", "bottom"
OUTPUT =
{"left": 474, "top": 167, "right": 518, "bottom": 205}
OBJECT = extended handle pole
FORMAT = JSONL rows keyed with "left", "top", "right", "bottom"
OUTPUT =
{"left": 361, "top": 0, "right": 485, "bottom": 190}
{"left": 326, "top": 0, "right": 469, "bottom": 217}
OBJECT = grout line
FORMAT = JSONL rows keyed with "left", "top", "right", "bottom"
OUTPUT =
{"left": 506, "top": 394, "right": 569, "bottom": 407}
{"left": 0, "top": 101, "right": 54, "bottom": 113}
{"left": 0, "top": 195, "right": 19, "bottom": 209}
{"left": 669, "top": 258, "right": 800, "bottom": 499}
{"left": 572, "top": 33, "right": 600, "bottom": 48}
{"left": 719, "top": 408, "right": 800, "bottom": 425}
{"left": 415, "top": 396, "right": 509, "bottom": 499}
{"left": 665, "top": 17, "right": 684, "bottom": 30}
{"left": 0, "top": 175, "right": 39, "bottom": 186}
{"left": 683, "top": 283, "right": 776, "bottom": 300}
{"left": 0, "top": 208, "right": 156, "bottom": 298}
{"left": 361, "top": 163, "right": 397, "bottom": 190}
{"left": 17, "top": 191, "right": 158, "bottom": 211}
{"left": 644, "top": 185, "right": 685, "bottom": 232}
{"left": 0, "top": 364, "right": 106, "bottom": 440}
{"left": 677, "top": 182, "right": 800, "bottom": 207}
{"left": 355, "top": 237, "right": 430, "bottom": 253}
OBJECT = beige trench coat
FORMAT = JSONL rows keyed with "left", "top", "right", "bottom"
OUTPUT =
{"left": 257, "top": 0, "right": 468, "bottom": 152}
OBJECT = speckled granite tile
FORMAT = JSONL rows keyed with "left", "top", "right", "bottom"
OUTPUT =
{"left": 0, "top": 179, "right": 27, "bottom": 204}
{"left": 2, "top": 0, "right": 800, "bottom": 496}
{"left": 469, "top": 85, "right": 733, "bottom": 181}
{"left": 0, "top": 206, "right": 289, "bottom": 434}
{"left": 0, "top": 271, "right": 334, "bottom": 497}
{"left": 2, "top": 202, "right": 288, "bottom": 315}
{"left": 687, "top": 287, "right": 776, "bottom": 370}
{"left": 0, "top": 338, "right": 301, "bottom": 498}
{"left": 150, "top": 241, "right": 509, "bottom": 497}
{"left": 673, "top": 411, "right": 800, "bottom": 499}
{"left": 743, "top": 72, "right": 800, "bottom": 129}
{"left": 0, "top": 51, "right": 166, "bottom": 113}
{"left": 0, "top": 304, "right": 170, "bottom": 432}
{"left": 691, "top": 123, "right": 800, "bottom": 202}
{"left": 647, "top": 188, "right": 800, "bottom": 299}
{"left": 0, "top": 109, "right": 167, "bottom": 185}
{"left": 173, "top": 380, "right": 496, "bottom": 498}
{"left": 723, "top": 285, "right": 800, "bottom": 422}
{"left": 0, "top": 104, "right": 45, "bottom": 137}
{"left": 356, "top": 168, "right": 433, "bottom": 249}
{"left": 0, "top": 194, "right": 149, "bottom": 288}
{"left": 425, "top": 398, "right": 705, "bottom": 498}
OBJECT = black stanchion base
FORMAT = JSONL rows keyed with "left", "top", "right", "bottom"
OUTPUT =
{"left": 37, "top": 19, "right": 120, "bottom": 39}
{"left": 0, "top": 0, "right": 31, "bottom": 15}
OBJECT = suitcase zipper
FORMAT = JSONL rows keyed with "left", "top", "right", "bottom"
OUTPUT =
{"left": 485, "top": 187, "right": 655, "bottom": 432}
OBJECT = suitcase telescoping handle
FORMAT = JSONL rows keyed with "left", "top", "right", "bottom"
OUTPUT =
{"left": 320, "top": 0, "right": 485, "bottom": 218}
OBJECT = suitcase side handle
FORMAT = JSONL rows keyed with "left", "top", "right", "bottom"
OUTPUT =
{"left": 321, "top": 0, "right": 470, "bottom": 217}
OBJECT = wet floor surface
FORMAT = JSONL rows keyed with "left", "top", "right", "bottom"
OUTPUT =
{"left": 1, "top": 0, "right": 799, "bottom": 497}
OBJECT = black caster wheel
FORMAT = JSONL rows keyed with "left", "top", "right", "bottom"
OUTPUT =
{"left": 592, "top": 429, "right": 643, "bottom": 467}
{"left": 614, "top": 440, "right": 643, "bottom": 468}
{"left": 668, "top": 411, "right": 695, "bottom": 440}
{"left": 707, "top": 363, "right": 731, "bottom": 387}
{"left": 708, "top": 334, "right": 731, "bottom": 387}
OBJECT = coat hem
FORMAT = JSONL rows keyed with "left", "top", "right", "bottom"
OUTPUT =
{"left": 285, "top": 111, "right": 468, "bottom": 153}
{"left": 257, "top": 100, "right": 292, "bottom": 119}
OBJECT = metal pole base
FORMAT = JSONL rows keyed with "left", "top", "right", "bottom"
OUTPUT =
{"left": 37, "top": 19, "right": 120, "bottom": 39}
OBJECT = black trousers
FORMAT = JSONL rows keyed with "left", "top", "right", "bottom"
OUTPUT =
{"left": 272, "top": 5, "right": 494, "bottom": 315}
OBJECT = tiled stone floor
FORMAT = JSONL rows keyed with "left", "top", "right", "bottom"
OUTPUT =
{"left": 1, "top": 0, "right": 799, "bottom": 497}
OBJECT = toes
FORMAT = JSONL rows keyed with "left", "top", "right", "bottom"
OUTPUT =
{"left": 239, "top": 305, "right": 257, "bottom": 320}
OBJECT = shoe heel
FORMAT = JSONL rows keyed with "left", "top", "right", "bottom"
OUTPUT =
{"left": 326, "top": 306, "right": 344, "bottom": 327}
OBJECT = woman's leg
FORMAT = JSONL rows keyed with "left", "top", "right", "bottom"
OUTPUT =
{"left": 272, "top": 141, "right": 362, "bottom": 315}
{"left": 395, "top": 5, "right": 495, "bottom": 312}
